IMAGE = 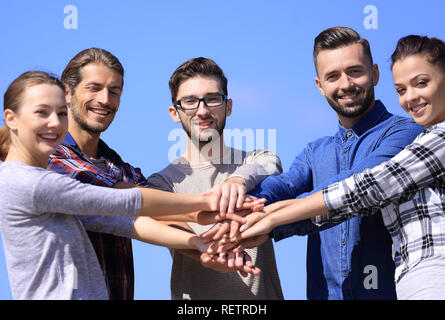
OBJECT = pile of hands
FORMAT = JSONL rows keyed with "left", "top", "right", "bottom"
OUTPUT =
{"left": 193, "top": 178, "right": 291, "bottom": 277}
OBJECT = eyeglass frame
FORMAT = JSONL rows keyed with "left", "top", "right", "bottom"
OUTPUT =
{"left": 173, "top": 94, "right": 228, "bottom": 112}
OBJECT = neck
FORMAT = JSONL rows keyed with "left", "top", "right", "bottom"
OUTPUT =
{"left": 338, "top": 100, "right": 376, "bottom": 129}
{"left": 68, "top": 121, "right": 101, "bottom": 159}
{"left": 184, "top": 135, "right": 228, "bottom": 165}
{"left": 5, "top": 146, "right": 48, "bottom": 168}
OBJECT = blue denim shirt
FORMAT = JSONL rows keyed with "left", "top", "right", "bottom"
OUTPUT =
{"left": 251, "top": 101, "right": 423, "bottom": 300}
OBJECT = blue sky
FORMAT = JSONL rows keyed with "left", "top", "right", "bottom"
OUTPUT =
{"left": 1, "top": 0, "right": 444, "bottom": 300}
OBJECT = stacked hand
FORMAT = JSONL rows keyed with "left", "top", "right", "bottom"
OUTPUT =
{"left": 195, "top": 178, "right": 273, "bottom": 277}
{"left": 197, "top": 194, "right": 301, "bottom": 277}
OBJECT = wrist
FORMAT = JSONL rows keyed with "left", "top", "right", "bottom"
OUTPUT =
{"left": 225, "top": 176, "right": 246, "bottom": 187}
{"left": 189, "top": 235, "right": 206, "bottom": 253}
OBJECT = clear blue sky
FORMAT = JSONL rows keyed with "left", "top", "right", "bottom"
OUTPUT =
{"left": 0, "top": 0, "right": 444, "bottom": 300}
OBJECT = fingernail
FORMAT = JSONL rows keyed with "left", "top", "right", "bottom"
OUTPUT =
{"left": 239, "top": 225, "right": 246, "bottom": 232}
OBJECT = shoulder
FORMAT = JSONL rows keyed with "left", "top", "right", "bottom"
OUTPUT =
{"left": 144, "top": 163, "right": 183, "bottom": 191}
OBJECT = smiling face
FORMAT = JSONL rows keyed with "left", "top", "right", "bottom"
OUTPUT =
{"left": 315, "top": 43, "right": 379, "bottom": 128}
{"left": 66, "top": 63, "right": 122, "bottom": 135}
{"left": 5, "top": 84, "right": 68, "bottom": 167}
{"left": 393, "top": 54, "right": 445, "bottom": 128}
{"left": 169, "top": 76, "right": 232, "bottom": 144}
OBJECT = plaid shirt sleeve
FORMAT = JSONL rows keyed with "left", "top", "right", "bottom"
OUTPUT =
{"left": 48, "top": 145, "right": 119, "bottom": 187}
{"left": 317, "top": 123, "right": 445, "bottom": 225}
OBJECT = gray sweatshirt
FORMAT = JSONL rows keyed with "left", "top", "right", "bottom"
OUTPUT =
{"left": 0, "top": 161, "right": 141, "bottom": 300}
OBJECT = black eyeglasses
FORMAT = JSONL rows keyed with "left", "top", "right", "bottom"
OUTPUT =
{"left": 174, "top": 94, "right": 227, "bottom": 112}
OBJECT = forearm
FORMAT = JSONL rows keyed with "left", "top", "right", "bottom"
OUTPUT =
{"left": 131, "top": 216, "right": 202, "bottom": 250}
{"left": 137, "top": 187, "right": 213, "bottom": 217}
{"left": 268, "top": 192, "right": 329, "bottom": 229}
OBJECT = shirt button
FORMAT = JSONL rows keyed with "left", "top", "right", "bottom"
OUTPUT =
{"left": 343, "top": 271, "right": 348, "bottom": 277}
{"left": 341, "top": 240, "right": 346, "bottom": 246}
{"left": 343, "top": 148, "right": 347, "bottom": 153}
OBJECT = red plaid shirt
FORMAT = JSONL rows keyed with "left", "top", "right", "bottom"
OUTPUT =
{"left": 48, "top": 132, "right": 146, "bottom": 300}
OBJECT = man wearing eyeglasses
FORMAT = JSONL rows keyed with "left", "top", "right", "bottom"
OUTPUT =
{"left": 145, "top": 57, "right": 284, "bottom": 300}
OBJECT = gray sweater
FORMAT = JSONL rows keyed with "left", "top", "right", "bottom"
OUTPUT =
{"left": 0, "top": 161, "right": 141, "bottom": 300}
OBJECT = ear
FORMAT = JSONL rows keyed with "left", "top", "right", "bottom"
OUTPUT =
{"left": 4, "top": 109, "right": 17, "bottom": 130}
{"left": 225, "top": 99, "right": 233, "bottom": 117}
{"left": 372, "top": 64, "right": 380, "bottom": 86}
{"left": 315, "top": 77, "right": 325, "bottom": 97}
{"left": 64, "top": 83, "right": 72, "bottom": 105}
{"left": 168, "top": 106, "right": 181, "bottom": 123}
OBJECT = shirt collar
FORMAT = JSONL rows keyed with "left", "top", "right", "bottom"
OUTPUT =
{"left": 62, "top": 131, "right": 113, "bottom": 160}
{"left": 337, "top": 100, "right": 388, "bottom": 139}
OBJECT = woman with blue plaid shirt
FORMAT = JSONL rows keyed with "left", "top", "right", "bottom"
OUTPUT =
{"left": 240, "top": 35, "right": 445, "bottom": 299}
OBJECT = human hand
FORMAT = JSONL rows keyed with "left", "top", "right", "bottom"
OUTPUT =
{"left": 200, "top": 250, "right": 261, "bottom": 277}
{"left": 200, "top": 196, "right": 266, "bottom": 240}
{"left": 209, "top": 177, "right": 247, "bottom": 217}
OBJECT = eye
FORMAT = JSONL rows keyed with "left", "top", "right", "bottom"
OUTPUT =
{"left": 326, "top": 74, "right": 336, "bottom": 81}
{"left": 35, "top": 109, "right": 48, "bottom": 116}
{"left": 395, "top": 87, "right": 406, "bottom": 95}
{"left": 86, "top": 86, "right": 100, "bottom": 92}
{"left": 416, "top": 79, "right": 428, "bottom": 87}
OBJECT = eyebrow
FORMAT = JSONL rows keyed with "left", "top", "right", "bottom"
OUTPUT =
{"left": 394, "top": 73, "right": 429, "bottom": 86}
{"left": 84, "top": 81, "right": 122, "bottom": 89}
{"left": 323, "top": 64, "right": 365, "bottom": 77}
{"left": 179, "top": 92, "right": 222, "bottom": 99}
{"left": 34, "top": 104, "right": 67, "bottom": 109}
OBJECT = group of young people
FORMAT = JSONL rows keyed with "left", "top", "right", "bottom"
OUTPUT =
{"left": 1, "top": 25, "right": 445, "bottom": 300}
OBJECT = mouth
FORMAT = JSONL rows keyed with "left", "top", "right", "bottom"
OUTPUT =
{"left": 337, "top": 91, "right": 361, "bottom": 103}
{"left": 38, "top": 133, "right": 60, "bottom": 144}
{"left": 88, "top": 107, "right": 113, "bottom": 118}
{"left": 192, "top": 118, "right": 215, "bottom": 129}
{"left": 409, "top": 103, "right": 427, "bottom": 114}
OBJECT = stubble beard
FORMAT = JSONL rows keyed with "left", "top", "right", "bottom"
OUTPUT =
{"left": 327, "top": 85, "right": 375, "bottom": 119}
{"left": 69, "top": 95, "right": 114, "bottom": 135}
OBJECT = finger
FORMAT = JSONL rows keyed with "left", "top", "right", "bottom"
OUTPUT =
{"left": 227, "top": 251, "right": 235, "bottom": 268}
{"left": 224, "top": 212, "right": 247, "bottom": 225}
{"left": 227, "top": 184, "right": 239, "bottom": 214}
{"left": 232, "top": 244, "right": 244, "bottom": 254}
{"left": 239, "top": 211, "right": 265, "bottom": 232}
{"left": 244, "top": 252, "right": 254, "bottom": 268}
{"left": 207, "top": 240, "right": 221, "bottom": 254}
{"left": 216, "top": 241, "right": 237, "bottom": 253}
{"left": 219, "top": 183, "right": 232, "bottom": 217}
{"left": 236, "top": 186, "right": 246, "bottom": 209}
{"left": 214, "top": 221, "right": 230, "bottom": 240}
{"left": 200, "top": 253, "right": 212, "bottom": 265}
{"left": 201, "top": 223, "right": 221, "bottom": 240}
{"left": 240, "top": 198, "right": 266, "bottom": 210}
{"left": 235, "top": 251, "right": 244, "bottom": 268}
{"left": 229, "top": 219, "right": 240, "bottom": 241}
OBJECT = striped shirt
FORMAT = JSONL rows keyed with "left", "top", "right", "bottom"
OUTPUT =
{"left": 320, "top": 121, "right": 445, "bottom": 283}
{"left": 48, "top": 132, "right": 146, "bottom": 299}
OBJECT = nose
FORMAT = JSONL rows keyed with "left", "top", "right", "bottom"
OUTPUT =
{"left": 195, "top": 99, "right": 211, "bottom": 117}
{"left": 97, "top": 89, "right": 111, "bottom": 106}
{"left": 47, "top": 112, "right": 66, "bottom": 131}
{"left": 338, "top": 72, "right": 354, "bottom": 91}
{"left": 405, "top": 87, "right": 420, "bottom": 104}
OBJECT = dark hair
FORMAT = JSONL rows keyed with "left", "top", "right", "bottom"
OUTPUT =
{"left": 313, "top": 26, "right": 374, "bottom": 71}
{"left": 168, "top": 57, "right": 228, "bottom": 103}
{"left": 1, "top": 71, "right": 65, "bottom": 160}
{"left": 391, "top": 35, "right": 445, "bottom": 72}
{"left": 61, "top": 48, "right": 124, "bottom": 93}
